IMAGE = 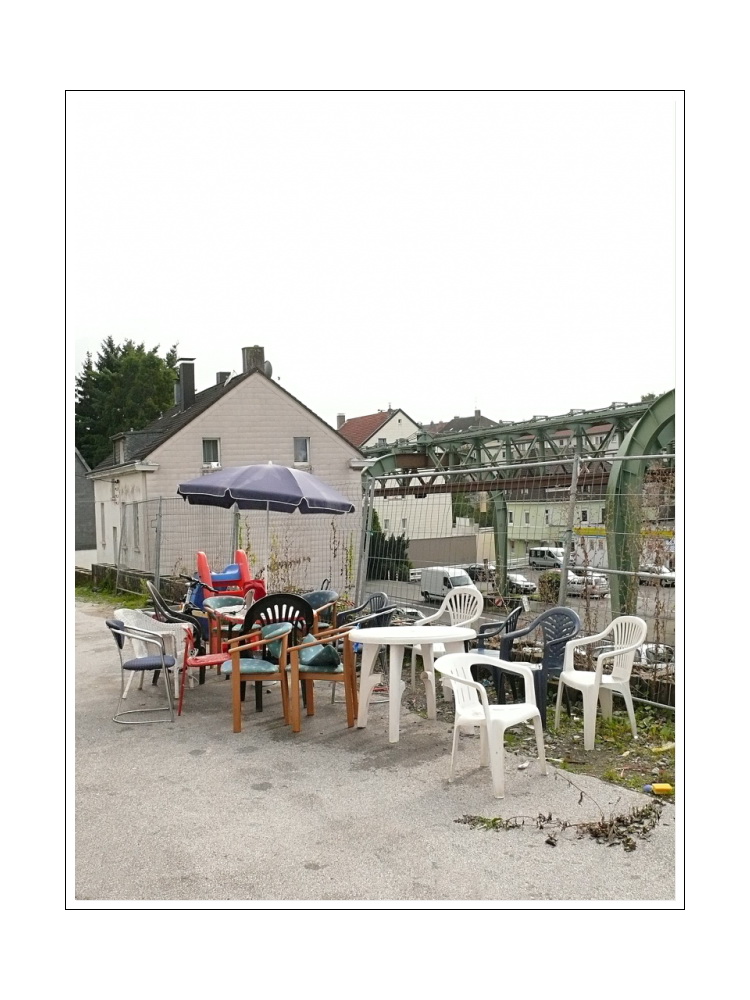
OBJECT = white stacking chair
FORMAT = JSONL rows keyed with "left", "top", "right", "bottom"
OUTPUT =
{"left": 408, "top": 586, "right": 484, "bottom": 690}
{"left": 554, "top": 616, "right": 649, "bottom": 750}
{"left": 435, "top": 652, "right": 547, "bottom": 799}
{"left": 114, "top": 607, "right": 191, "bottom": 698}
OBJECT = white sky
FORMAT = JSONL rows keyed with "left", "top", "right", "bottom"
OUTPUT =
{"left": 67, "top": 90, "right": 680, "bottom": 429}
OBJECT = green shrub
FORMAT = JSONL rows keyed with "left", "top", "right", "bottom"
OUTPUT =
{"left": 538, "top": 570, "right": 561, "bottom": 603}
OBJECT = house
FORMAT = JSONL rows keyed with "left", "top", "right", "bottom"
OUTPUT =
{"left": 421, "top": 409, "right": 499, "bottom": 436}
{"left": 337, "top": 408, "right": 421, "bottom": 450}
{"left": 74, "top": 448, "right": 97, "bottom": 569}
{"left": 88, "top": 346, "right": 365, "bottom": 596}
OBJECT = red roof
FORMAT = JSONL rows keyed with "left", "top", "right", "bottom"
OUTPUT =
{"left": 338, "top": 411, "right": 393, "bottom": 448}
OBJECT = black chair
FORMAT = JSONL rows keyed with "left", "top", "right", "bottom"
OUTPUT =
{"left": 491, "top": 607, "right": 581, "bottom": 728}
{"left": 105, "top": 619, "right": 175, "bottom": 724}
{"left": 146, "top": 579, "right": 209, "bottom": 685}
{"left": 300, "top": 588, "right": 340, "bottom": 633}
{"left": 471, "top": 604, "right": 523, "bottom": 693}
{"left": 331, "top": 593, "right": 397, "bottom": 701}
{"left": 229, "top": 593, "right": 316, "bottom": 711}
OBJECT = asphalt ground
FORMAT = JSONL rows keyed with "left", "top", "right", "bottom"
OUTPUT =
{"left": 72, "top": 601, "right": 679, "bottom": 906}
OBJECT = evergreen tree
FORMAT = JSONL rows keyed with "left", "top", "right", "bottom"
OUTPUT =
{"left": 75, "top": 338, "right": 178, "bottom": 467}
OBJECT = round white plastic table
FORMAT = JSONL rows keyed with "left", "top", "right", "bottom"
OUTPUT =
{"left": 346, "top": 624, "right": 476, "bottom": 743}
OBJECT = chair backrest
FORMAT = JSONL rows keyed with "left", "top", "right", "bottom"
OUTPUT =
{"left": 500, "top": 606, "right": 580, "bottom": 670}
{"left": 114, "top": 608, "right": 189, "bottom": 659}
{"left": 106, "top": 618, "right": 126, "bottom": 651}
{"left": 145, "top": 580, "right": 204, "bottom": 652}
{"left": 605, "top": 616, "right": 649, "bottom": 682}
{"left": 435, "top": 586, "right": 484, "bottom": 628}
{"left": 202, "top": 596, "right": 246, "bottom": 612}
{"left": 503, "top": 604, "right": 523, "bottom": 634}
{"left": 240, "top": 593, "right": 315, "bottom": 642}
{"left": 435, "top": 658, "right": 482, "bottom": 714}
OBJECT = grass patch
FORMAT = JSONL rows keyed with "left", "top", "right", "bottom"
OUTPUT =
{"left": 75, "top": 583, "right": 149, "bottom": 610}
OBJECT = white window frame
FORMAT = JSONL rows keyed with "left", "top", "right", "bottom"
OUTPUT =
{"left": 544, "top": 508, "right": 550, "bottom": 525}
{"left": 100, "top": 503, "right": 106, "bottom": 547}
{"left": 508, "top": 511, "right": 514, "bottom": 525}
{"left": 133, "top": 503, "right": 140, "bottom": 552}
{"left": 523, "top": 510, "right": 530, "bottom": 526}
{"left": 202, "top": 439, "right": 220, "bottom": 465}
{"left": 294, "top": 437, "right": 310, "bottom": 464}
{"left": 581, "top": 509, "right": 589, "bottom": 524}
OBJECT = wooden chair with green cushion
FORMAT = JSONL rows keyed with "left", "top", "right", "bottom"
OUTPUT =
{"left": 286, "top": 623, "right": 358, "bottom": 733}
{"left": 222, "top": 623, "right": 294, "bottom": 733}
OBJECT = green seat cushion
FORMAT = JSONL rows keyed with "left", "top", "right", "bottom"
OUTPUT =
{"left": 297, "top": 635, "right": 342, "bottom": 672}
{"left": 221, "top": 658, "right": 280, "bottom": 676}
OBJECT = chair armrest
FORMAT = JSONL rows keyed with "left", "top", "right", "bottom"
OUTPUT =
{"left": 434, "top": 665, "right": 491, "bottom": 713}
{"left": 546, "top": 633, "right": 578, "bottom": 651}
{"left": 287, "top": 623, "right": 355, "bottom": 652}
{"left": 490, "top": 657, "right": 538, "bottom": 705}
{"left": 228, "top": 629, "right": 289, "bottom": 659}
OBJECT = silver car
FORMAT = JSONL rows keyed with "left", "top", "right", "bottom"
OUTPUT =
{"left": 565, "top": 570, "right": 610, "bottom": 597}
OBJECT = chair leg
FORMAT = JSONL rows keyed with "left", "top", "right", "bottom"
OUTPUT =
{"left": 479, "top": 725, "right": 489, "bottom": 767}
{"left": 582, "top": 687, "right": 599, "bottom": 751}
{"left": 491, "top": 665, "right": 507, "bottom": 704}
{"left": 289, "top": 655, "right": 302, "bottom": 733}
{"left": 279, "top": 671, "right": 290, "bottom": 725}
{"left": 532, "top": 715, "right": 547, "bottom": 774}
{"left": 598, "top": 687, "right": 614, "bottom": 720}
{"left": 620, "top": 686, "right": 639, "bottom": 741}
{"left": 254, "top": 680, "right": 263, "bottom": 712}
{"left": 306, "top": 680, "right": 315, "bottom": 717}
{"left": 449, "top": 723, "right": 460, "bottom": 782}
{"left": 410, "top": 647, "right": 418, "bottom": 689}
{"left": 232, "top": 661, "right": 243, "bottom": 733}
{"left": 554, "top": 677, "right": 565, "bottom": 730}
{"left": 487, "top": 722, "right": 506, "bottom": 799}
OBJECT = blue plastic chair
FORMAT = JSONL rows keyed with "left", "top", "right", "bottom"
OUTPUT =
{"left": 491, "top": 607, "right": 581, "bottom": 728}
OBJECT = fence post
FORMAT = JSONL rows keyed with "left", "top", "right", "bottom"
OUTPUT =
{"left": 355, "top": 476, "right": 376, "bottom": 605}
{"left": 154, "top": 498, "right": 163, "bottom": 590}
{"left": 230, "top": 506, "right": 239, "bottom": 561}
{"left": 559, "top": 452, "right": 580, "bottom": 605}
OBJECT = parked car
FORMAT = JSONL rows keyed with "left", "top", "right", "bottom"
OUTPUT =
{"left": 462, "top": 562, "right": 496, "bottom": 583}
{"left": 507, "top": 572, "right": 536, "bottom": 595}
{"left": 564, "top": 570, "right": 610, "bottom": 597}
{"left": 639, "top": 565, "right": 676, "bottom": 587}
{"left": 633, "top": 643, "right": 675, "bottom": 668}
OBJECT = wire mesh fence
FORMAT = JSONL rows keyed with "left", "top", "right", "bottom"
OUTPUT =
{"left": 110, "top": 457, "right": 675, "bottom": 704}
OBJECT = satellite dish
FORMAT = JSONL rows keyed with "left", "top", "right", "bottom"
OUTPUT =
{"left": 263, "top": 360, "right": 273, "bottom": 378}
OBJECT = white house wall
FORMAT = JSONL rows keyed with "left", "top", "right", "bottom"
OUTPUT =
{"left": 95, "top": 373, "right": 364, "bottom": 598}
{"left": 362, "top": 411, "right": 421, "bottom": 448}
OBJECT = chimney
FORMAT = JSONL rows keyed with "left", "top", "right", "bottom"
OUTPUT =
{"left": 175, "top": 358, "right": 196, "bottom": 411}
{"left": 242, "top": 345, "right": 265, "bottom": 373}
{"left": 337, "top": 413, "right": 346, "bottom": 430}
{"left": 216, "top": 372, "right": 230, "bottom": 385}
{"left": 474, "top": 409, "right": 481, "bottom": 419}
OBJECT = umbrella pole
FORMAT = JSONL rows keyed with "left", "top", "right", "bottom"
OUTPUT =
{"left": 264, "top": 501, "right": 270, "bottom": 584}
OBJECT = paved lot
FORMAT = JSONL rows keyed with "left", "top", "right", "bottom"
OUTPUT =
{"left": 72, "top": 601, "right": 678, "bottom": 905}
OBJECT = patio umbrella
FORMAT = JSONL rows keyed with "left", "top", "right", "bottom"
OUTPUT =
{"left": 177, "top": 463, "right": 356, "bottom": 579}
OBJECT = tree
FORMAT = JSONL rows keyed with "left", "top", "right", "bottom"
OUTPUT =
{"left": 75, "top": 338, "right": 178, "bottom": 467}
{"left": 366, "top": 509, "right": 411, "bottom": 581}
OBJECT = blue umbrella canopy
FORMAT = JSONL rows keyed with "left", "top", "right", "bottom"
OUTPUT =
{"left": 177, "top": 463, "right": 356, "bottom": 514}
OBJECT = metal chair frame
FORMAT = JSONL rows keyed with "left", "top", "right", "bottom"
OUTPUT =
{"left": 106, "top": 619, "right": 175, "bottom": 724}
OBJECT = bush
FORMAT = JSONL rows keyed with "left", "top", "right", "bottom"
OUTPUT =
{"left": 538, "top": 571, "right": 561, "bottom": 603}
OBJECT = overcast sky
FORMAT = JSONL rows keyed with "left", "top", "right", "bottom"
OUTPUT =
{"left": 68, "top": 91, "right": 680, "bottom": 430}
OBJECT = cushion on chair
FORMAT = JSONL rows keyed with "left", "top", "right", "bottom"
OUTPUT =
{"left": 221, "top": 658, "right": 281, "bottom": 676}
{"left": 122, "top": 655, "right": 176, "bottom": 671}
{"left": 259, "top": 622, "right": 293, "bottom": 661}
{"left": 297, "top": 635, "right": 342, "bottom": 671}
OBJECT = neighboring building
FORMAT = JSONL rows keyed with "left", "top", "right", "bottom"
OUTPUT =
{"left": 75, "top": 448, "right": 97, "bottom": 569}
{"left": 337, "top": 408, "right": 421, "bottom": 450}
{"left": 87, "top": 346, "right": 366, "bottom": 595}
{"left": 421, "top": 409, "right": 499, "bottom": 436}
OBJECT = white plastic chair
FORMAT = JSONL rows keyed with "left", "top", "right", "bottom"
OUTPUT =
{"left": 435, "top": 652, "right": 547, "bottom": 799}
{"left": 408, "top": 586, "right": 484, "bottom": 689}
{"left": 554, "top": 616, "right": 648, "bottom": 751}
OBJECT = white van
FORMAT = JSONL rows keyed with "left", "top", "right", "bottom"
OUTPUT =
{"left": 420, "top": 566, "right": 474, "bottom": 602}
{"left": 528, "top": 546, "right": 565, "bottom": 569}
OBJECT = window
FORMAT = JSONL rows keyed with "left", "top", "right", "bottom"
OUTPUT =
{"left": 100, "top": 503, "right": 105, "bottom": 547}
{"left": 112, "top": 526, "right": 118, "bottom": 559}
{"left": 383, "top": 519, "right": 390, "bottom": 530}
{"left": 600, "top": 506, "right": 607, "bottom": 524}
{"left": 508, "top": 511, "right": 514, "bottom": 525}
{"left": 377, "top": 437, "right": 387, "bottom": 446}
{"left": 581, "top": 509, "right": 589, "bottom": 523}
{"left": 203, "top": 439, "right": 220, "bottom": 464}
{"left": 133, "top": 503, "right": 140, "bottom": 551}
{"left": 523, "top": 511, "right": 530, "bottom": 525}
{"left": 401, "top": 518, "right": 408, "bottom": 531}
{"left": 544, "top": 508, "right": 550, "bottom": 525}
{"left": 294, "top": 437, "right": 310, "bottom": 464}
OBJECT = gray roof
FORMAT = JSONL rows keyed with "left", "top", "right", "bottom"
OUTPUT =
{"left": 93, "top": 368, "right": 362, "bottom": 472}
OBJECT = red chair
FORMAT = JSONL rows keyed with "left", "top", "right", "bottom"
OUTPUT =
{"left": 196, "top": 550, "right": 266, "bottom": 603}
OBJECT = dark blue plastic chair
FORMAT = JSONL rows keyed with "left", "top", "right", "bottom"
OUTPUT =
{"left": 491, "top": 607, "right": 580, "bottom": 728}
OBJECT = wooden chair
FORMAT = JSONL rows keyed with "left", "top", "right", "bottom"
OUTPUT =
{"left": 285, "top": 624, "right": 358, "bottom": 733}
{"left": 221, "top": 624, "right": 294, "bottom": 732}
